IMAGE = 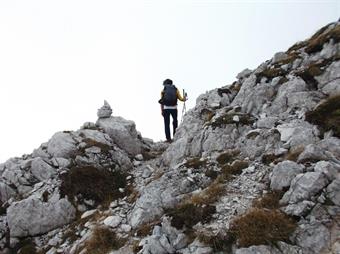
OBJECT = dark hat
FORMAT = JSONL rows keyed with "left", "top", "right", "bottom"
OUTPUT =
{"left": 163, "top": 79, "right": 173, "bottom": 85}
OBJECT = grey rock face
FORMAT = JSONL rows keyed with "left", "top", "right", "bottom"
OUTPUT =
{"left": 272, "top": 52, "right": 288, "bottom": 64}
{"left": 270, "top": 161, "right": 304, "bottom": 190}
{"left": 281, "top": 172, "right": 329, "bottom": 204}
{"left": 0, "top": 183, "right": 15, "bottom": 203}
{"left": 235, "top": 245, "right": 280, "bottom": 254}
{"left": 314, "top": 161, "right": 340, "bottom": 181}
{"left": 236, "top": 68, "right": 252, "bottom": 80}
{"left": 327, "top": 179, "right": 340, "bottom": 206}
{"left": 297, "top": 144, "right": 330, "bottom": 163}
{"left": 31, "top": 157, "right": 56, "bottom": 181}
{"left": 96, "top": 116, "right": 142, "bottom": 156}
{"left": 294, "top": 222, "right": 331, "bottom": 254}
{"left": 97, "top": 100, "right": 112, "bottom": 118}
{"left": 47, "top": 132, "right": 78, "bottom": 158}
{"left": 7, "top": 196, "right": 76, "bottom": 237}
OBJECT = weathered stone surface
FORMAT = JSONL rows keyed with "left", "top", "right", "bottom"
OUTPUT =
{"left": 103, "top": 215, "right": 122, "bottom": 228}
{"left": 0, "top": 183, "right": 15, "bottom": 203}
{"left": 236, "top": 68, "right": 252, "bottom": 80}
{"left": 96, "top": 116, "right": 142, "bottom": 156}
{"left": 31, "top": 157, "right": 56, "bottom": 181}
{"left": 327, "top": 179, "right": 340, "bottom": 206}
{"left": 272, "top": 52, "right": 288, "bottom": 64}
{"left": 294, "top": 222, "right": 331, "bottom": 254}
{"left": 270, "top": 161, "right": 304, "bottom": 190}
{"left": 7, "top": 196, "right": 76, "bottom": 237}
{"left": 97, "top": 100, "right": 112, "bottom": 118}
{"left": 235, "top": 245, "right": 280, "bottom": 254}
{"left": 281, "top": 172, "right": 329, "bottom": 204}
{"left": 276, "top": 120, "right": 319, "bottom": 148}
{"left": 281, "top": 200, "right": 315, "bottom": 217}
{"left": 47, "top": 132, "right": 78, "bottom": 158}
{"left": 297, "top": 144, "right": 330, "bottom": 163}
{"left": 314, "top": 161, "right": 340, "bottom": 181}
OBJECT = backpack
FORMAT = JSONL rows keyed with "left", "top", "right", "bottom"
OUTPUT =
{"left": 162, "top": 84, "right": 177, "bottom": 106}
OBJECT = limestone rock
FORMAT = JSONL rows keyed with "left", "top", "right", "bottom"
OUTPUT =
{"left": 236, "top": 68, "right": 252, "bottom": 80}
{"left": 294, "top": 222, "right": 331, "bottom": 254}
{"left": 96, "top": 116, "right": 142, "bottom": 156}
{"left": 0, "top": 183, "right": 16, "bottom": 203}
{"left": 47, "top": 132, "right": 78, "bottom": 158}
{"left": 97, "top": 100, "right": 112, "bottom": 118}
{"left": 31, "top": 157, "right": 56, "bottom": 181}
{"left": 326, "top": 179, "right": 340, "bottom": 206}
{"left": 270, "top": 161, "right": 304, "bottom": 190}
{"left": 7, "top": 196, "right": 76, "bottom": 237}
{"left": 281, "top": 172, "right": 329, "bottom": 204}
{"left": 103, "top": 215, "right": 122, "bottom": 228}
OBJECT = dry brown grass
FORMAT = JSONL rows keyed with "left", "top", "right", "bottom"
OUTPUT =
{"left": 191, "top": 182, "right": 225, "bottom": 205}
{"left": 221, "top": 160, "right": 249, "bottom": 180}
{"left": 184, "top": 157, "right": 208, "bottom": 169}
{"left": 252, "top": 190, "right": 285, "bottom": 210}
{"left": 285, "top": 146, "right": 305, "bottom": 162}
{"left": 305, "top": 94, "right": 340, "bottom": 138}
{"left": 132, "top": 240, "right": 142, "bottom": 254}
{"left": 229, "top": 208, "right": 296, "bottom": 247}
{"left": 60, "top": 166, "right": 127, "bottom": 208}
{"left": 135, "top": 219, "right": 161, "bottom": 237}
{"left": 305, "top": 23, "right": 340, "bottom": 54}
{"left": 166, "top": 202, "right": 216, "bottom": 230}
{"left": 201, "top": 108, "right": 215, "bottom": 122}
{"left": 196, "top": 230, "right": 234, "bottom": 252}
{"left": 83, "top": 226, "right": 125, "bottom": 254}
{"left": 216, "top": 149, "right": 240, "bottom": 165}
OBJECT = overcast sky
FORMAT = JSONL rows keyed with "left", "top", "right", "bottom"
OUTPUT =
{"left": 0, "top": 0, "right": 339, "bottom": 162}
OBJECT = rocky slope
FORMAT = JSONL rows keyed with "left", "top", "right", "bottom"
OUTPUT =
{"left": 0, "top": 21, "right": 339, "bottom": 254}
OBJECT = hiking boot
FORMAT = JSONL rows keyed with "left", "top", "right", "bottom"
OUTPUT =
{"left": 165, "top": 139, "right": 173, "bottom": 143}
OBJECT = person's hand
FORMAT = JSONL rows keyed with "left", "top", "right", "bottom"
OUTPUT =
{"left": 161, "top": 110, "right": 164, "bottom": 116}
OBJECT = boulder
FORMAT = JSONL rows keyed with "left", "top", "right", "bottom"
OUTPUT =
{"left": 0, "top": 183, "right": 16, "bottom": 203}
{"left": 47, "top": 132, "right": 78, "bottom": 158}
{"left": 97, "top": 100, "right": 113, "bottom": 118}
{"left": 326, "top": 179, "right": 340, "bottom": 206}
{"left": 31, "top": 157, "right": 56, "bottom": 181}
{"left": 236, "top": 68, "right": 252, "bottom": 80}
{"left": 103, "top": 215, "right": 122, "bottom": 228}
{"left": 297, "top": 144, "right": 330, "bottom": 163}
{"left": 314, "top": 161, "right": 340, "bottom": 181}
{"left": 7, "top": 196, "right": 76, "bottom": 237}
{"left": 96, "top": 116, "right": 142, "bottom": 156}
{"left": 294, "top": 222, "right": 331, "bottom": 254}
{"left": 270, "top": 161, "right": 304, "bottom": 190}
{"left": 280, "top": 172, "right": 329, "bottom": 204}
{"left": 272, "top": 52, "right": 288, "bottom": 64}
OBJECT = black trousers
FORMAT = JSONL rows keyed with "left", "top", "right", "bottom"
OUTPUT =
{"left": 163, "top": 108, "right": 178, "bottom": 140}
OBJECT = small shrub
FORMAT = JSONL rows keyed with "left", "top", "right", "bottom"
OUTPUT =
{"left": 261, "top": 153, "right": 281, "bottom": 165}
{"left": 132, "top": 240, "right": 142, "bottom": 254}
{"left": 17, "top": 240, "right": 37, "bottom": 254}
{"left": 252, "top": 190, "right": 285, "bottom": 210}
{"left": 60, "top": 166, "right": 127, "bottom": 207}
{"left": 204, "top": 169, "right": 218, "bottom": 179}
{"left": 201, "top": 108, "right": 215, "bottom": 122}
{"left": 216, "top": 149, "right": 239, "bottom": 165}
{"left": 191, "top": 182, "right": 225, "bottom": 205}
{"left": 166, "top": 203, "right": 216, "bottom": 229}
{"left": 185, "top": 157, "right": 207, "bottom": 169}
{"left": 305, "top": 94, "right": 340, "bottom": 137}
{"left": 221, "top": 160, "right": 249, "bottom": 179}
{"left": 135, "top": 220, "right": 161, "bottom": 237}
{"left": 305, "top": 23, "right": 340, "bottom": 54}
{"left": 83, "top": 226, "right": 125, "bottom": 254}
{"left": 196, "top": 231, "right": 234, "bottom": 252}
{"left": 285, "top": 146, "right": 305, "bottom": 162}
{"left": 229, "top": 208, "right": 296, "bottom": 247}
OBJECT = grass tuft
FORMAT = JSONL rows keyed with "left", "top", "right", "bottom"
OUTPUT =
{"left": 229, "top": 208, "right": 296, "bottom": 247}
{"left": 166, "top": 203, "right": 216, "bottom": 230}
{"left": 184, "top": 157, "right": 207, "bottom": 169}
{"left": 83, "top": 226, "right": 125, "bottom": 254}
{"left": 196, "top": 231, "right": 234, "bottom": 252}
{"left": 305, "top": 94, "right": 340, "bottom": 137}
{"left": 60, "top": 166, "right": 127, "bottom": 207}
{"left": 252, "top": 190, "right": 285, "bottom": 210}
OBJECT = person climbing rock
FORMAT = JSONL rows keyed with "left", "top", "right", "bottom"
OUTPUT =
{"left": 159, "top": 79, "right": 187, "bottom": 142}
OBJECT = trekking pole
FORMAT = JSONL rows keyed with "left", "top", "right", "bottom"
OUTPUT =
{"left": 181, "top": 89, "right": 187, "bottom": 123}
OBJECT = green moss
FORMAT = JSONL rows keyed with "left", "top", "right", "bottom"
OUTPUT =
{"left": 305, "top": 95, "right": 340, "bottom": 138}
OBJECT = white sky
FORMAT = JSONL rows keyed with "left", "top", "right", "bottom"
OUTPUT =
{"left": 0, "top": 0, "right": 339, "bottom": 162}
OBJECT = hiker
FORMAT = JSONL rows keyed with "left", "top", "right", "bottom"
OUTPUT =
{"left": 159, "top": 79, "right": 187, "bottom": 142}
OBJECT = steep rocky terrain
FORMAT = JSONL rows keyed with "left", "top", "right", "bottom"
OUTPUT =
{"left": 0, "top": 21, "right": 339, "bottom": 254}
